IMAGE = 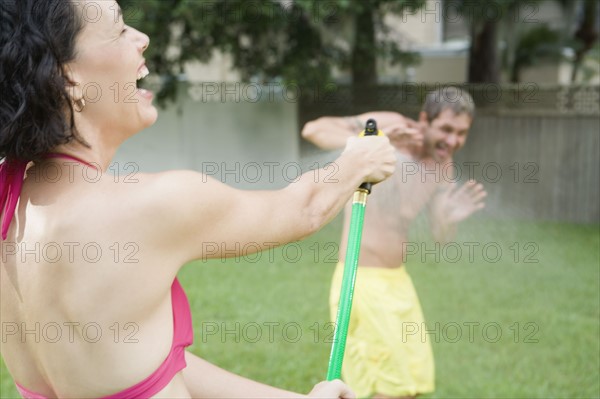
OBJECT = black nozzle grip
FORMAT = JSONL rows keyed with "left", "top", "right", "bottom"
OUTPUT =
{"left": 359, "top": 119, "right": 378, "bottom": 194}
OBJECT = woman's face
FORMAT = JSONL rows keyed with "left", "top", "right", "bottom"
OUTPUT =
{"left": 66, "top": 0, "right": 157, "bottom": 140}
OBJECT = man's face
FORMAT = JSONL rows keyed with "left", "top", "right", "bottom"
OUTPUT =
{"left": 421, "top": 108, "right": 472, "bottom": 162}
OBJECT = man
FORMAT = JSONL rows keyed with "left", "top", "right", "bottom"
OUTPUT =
{"left": 302, "top": 87, "right": 487, "bottom": 399}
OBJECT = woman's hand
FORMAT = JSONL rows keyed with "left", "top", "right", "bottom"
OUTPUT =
{"left": 308, "top": 379, "right": 356, "bottom": 399}
{"left": 342, "top": 135, "right": 396, "bottom": 184}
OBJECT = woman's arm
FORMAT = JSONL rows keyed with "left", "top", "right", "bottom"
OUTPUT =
{"left": 142, "top": 135, "right": 395, "bottom": 265}
{"left": 183, "top": 351, "right": 355, "bottom": 398}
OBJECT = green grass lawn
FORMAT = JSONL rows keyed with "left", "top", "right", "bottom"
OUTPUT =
{"left": 1, "top": 217, "right": 598, "bottom": 398}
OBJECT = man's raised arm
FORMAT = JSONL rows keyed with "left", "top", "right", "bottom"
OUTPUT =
{"left": 301, "top": 116, "right": 364, "bottom": 150}
{"left": 302, "top": 111, "right": 421, "bottom": 151}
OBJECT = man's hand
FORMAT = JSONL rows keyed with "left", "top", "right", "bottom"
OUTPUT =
{"left": 383, "top": 118, "right": 423, "bottom": 153}
{"left": 436, "top": 180, "right": 487, "bottom": 224}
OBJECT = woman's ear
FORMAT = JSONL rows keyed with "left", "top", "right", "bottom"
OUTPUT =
{"left": 418, "top": 111, "right": 429, "bottom": 130}
{"left": 62, "top": 64, "right": 86, "bottom": 112}
{"left": 63, "top": 65, "right": 82, "bottom": 97}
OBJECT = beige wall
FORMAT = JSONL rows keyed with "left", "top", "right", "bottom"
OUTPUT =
{"left": 114, "top": 83, "right": 300, "bottom": 190}
{"left": 418, "top": 55, "right": 467, "bottom": 83}
{"left": 383, "top": 0, "right": 442, "bottom": 46}
{"left": 185, "top": 52, "right": 241, "bottom": 83}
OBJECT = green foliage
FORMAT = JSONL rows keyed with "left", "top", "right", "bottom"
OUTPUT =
{"left": 579, "top": 41, "right": 600, "bottom": 83}
{"left": 119, "top": 0, "right": 425, "bottom": 104}
{"left": 514, "top": 24, "right": 564, "bottom": 69}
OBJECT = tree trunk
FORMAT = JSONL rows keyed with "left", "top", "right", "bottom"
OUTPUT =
{"left": 510, "top": 59, "right": 521, "bottom": 84}
{"left": 352, "top": 6, "right": 377, "bottom": 91}
{"left": 504, "top": 2, "right": 520, "bottom": 83}
{"left": 571, "top": 0, "right": 598, "bottom": 82}
{"left": 468, "top": 18, "right": 500, "bottom": 83}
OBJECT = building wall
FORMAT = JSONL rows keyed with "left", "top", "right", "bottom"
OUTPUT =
{"left": 411, "top": 54, "right": 468, "bottom": 83}
{"left": 113, "top": 84, "right": 299, "bottom": 190}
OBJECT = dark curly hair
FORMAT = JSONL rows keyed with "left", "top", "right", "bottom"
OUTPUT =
{"left": 0, "top": 0, "right": 85, "bottom": 162}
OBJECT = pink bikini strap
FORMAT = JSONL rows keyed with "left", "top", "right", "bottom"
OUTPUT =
{"left": 44, "top": 153, "right": 99, "bottom": 169}
{"left": 0, "top": 153, "right": 98, "bottom": 240}
{"left": 0, "top": 159, "right": 28, "bottom": 240}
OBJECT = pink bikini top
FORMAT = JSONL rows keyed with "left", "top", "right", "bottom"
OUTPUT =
{"left": 0, "top": 154, "right": 194, "bottom": 399}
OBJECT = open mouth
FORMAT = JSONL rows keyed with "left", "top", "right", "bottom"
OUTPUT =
{"left": 435, "top": 142, "right": 451, "bottom": 159}
{"left": 137, "top": 65, "right": 149, "bottom": 82}
{"left": 136, "top": 65, "right": 152, "bottom": 99}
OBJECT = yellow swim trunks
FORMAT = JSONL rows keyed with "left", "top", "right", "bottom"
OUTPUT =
{"left": 330, "top": 263, "right": 434, "bottom": 398}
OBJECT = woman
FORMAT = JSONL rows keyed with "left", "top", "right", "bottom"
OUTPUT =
{"left": 0, "top": 1, "right": 396, "bottom": 398}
